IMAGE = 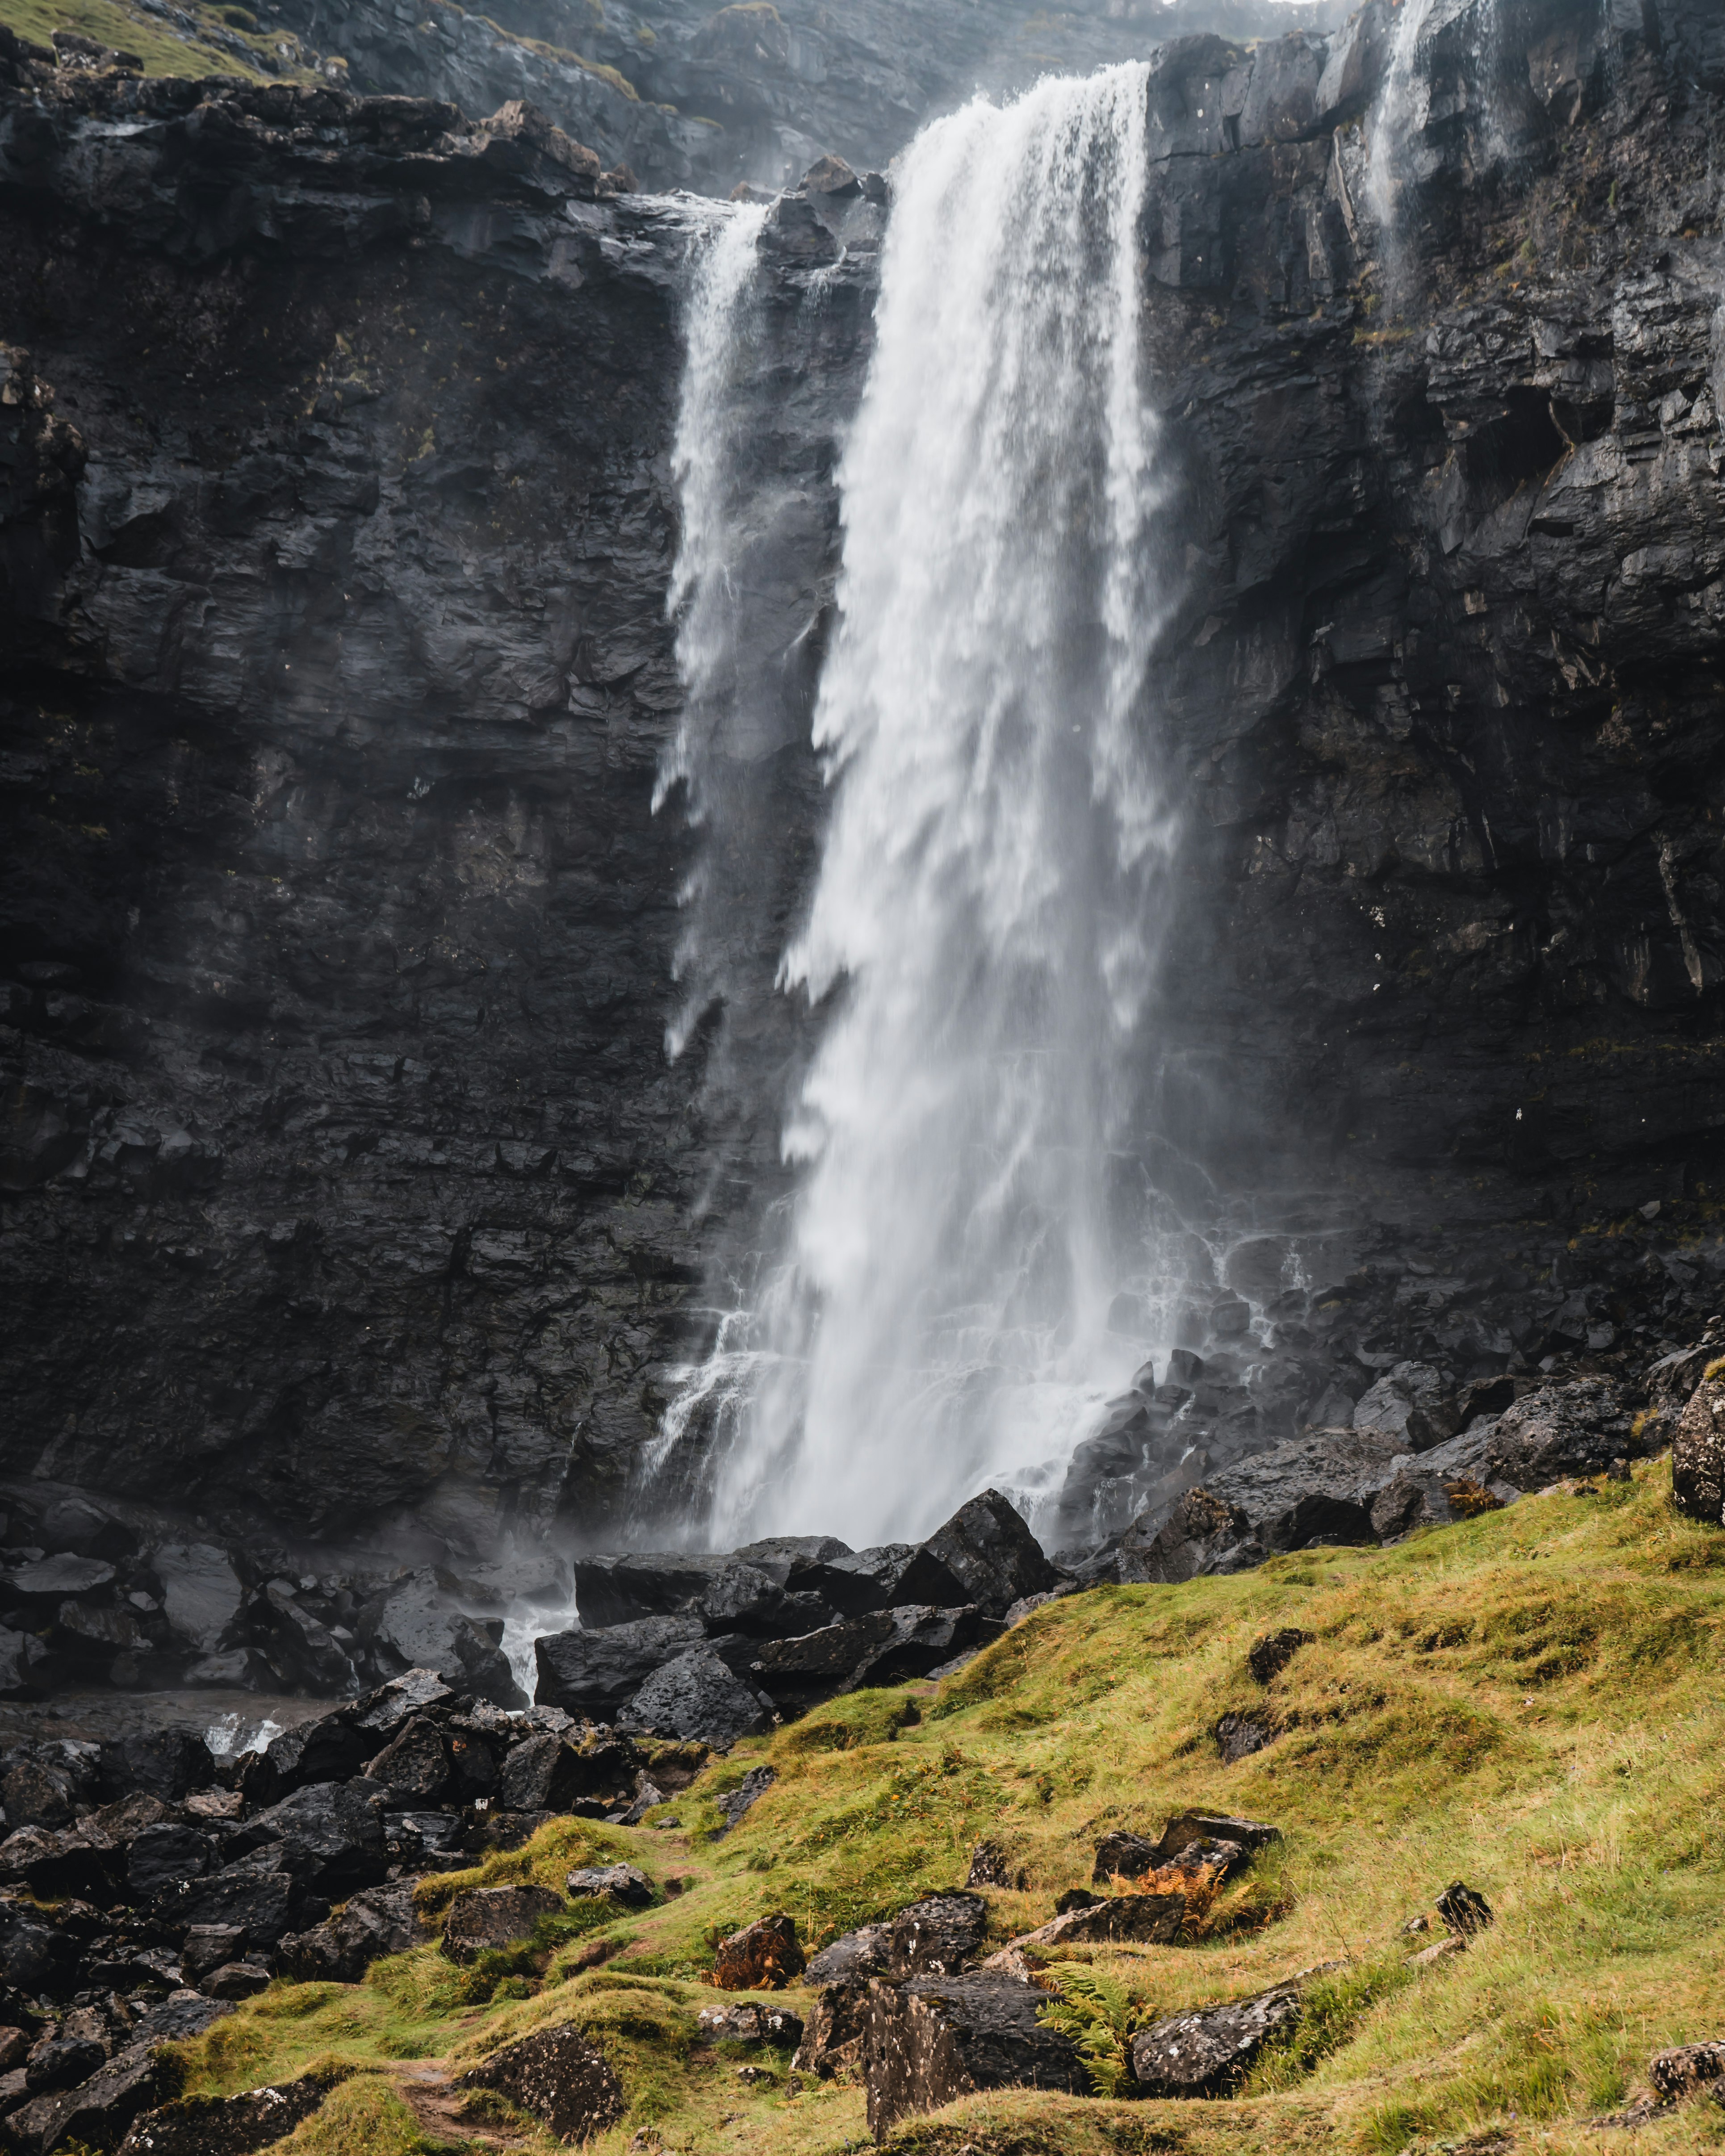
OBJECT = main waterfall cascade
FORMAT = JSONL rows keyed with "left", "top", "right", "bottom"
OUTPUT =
{"left": 654, "top": 64, "right": 1217, "bottom": 1552}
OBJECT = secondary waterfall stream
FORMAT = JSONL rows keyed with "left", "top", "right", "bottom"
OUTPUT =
{"left": 658, "top": 63, "right": 1186, "bottom": 1549}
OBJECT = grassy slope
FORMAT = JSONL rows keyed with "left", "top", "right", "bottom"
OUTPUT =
{"left": 0, "top": 0, "right": 317, "bottom": 84}
{"left": 168, "top": 1458, "right": 1725, "bottom": 2156}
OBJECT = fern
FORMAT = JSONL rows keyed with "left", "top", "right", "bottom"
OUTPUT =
{"left": 1035, "top": 1962, "right": 1142, "bottom": 2096}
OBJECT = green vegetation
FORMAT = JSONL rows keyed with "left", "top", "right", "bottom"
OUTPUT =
{"left": 166, "top": 1458, "right": 1725, "bottom": 2156}
{"left": 0, "top": 0, "right": 318, "bottom": 82}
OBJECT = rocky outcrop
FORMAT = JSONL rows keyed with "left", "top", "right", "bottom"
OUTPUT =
{"left": 456, "top": 2022, "right": 625, "bottom": 2143}
{"left": 861, "top": 1972, "right": 1089, "bottom": 2139}
{"left": 1672, "top": 1359, "right": 1725, "bottom": 1524}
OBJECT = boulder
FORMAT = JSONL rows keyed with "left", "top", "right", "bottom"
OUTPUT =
{"left": 361, "top": 1571, "right": 524, "bottom": 1708}
{"left": 1436, "top": 1880, "right": 1493, "bottom": 1937}
{"left": 246, "top": 1783, "right": 385, "bottom": 1895}
{"left": 101, "top": 1730, "right": 215, "bottom": 1805}
{"left": 624, "top": 1648, "right": 774, "bottom": 1748}
{"left": 697, "top": 2002, "right": 804, "bottom": 2046}
{"left": 201, "top": 1963, "right": 272, "bottom": 2000}
{"left": 1351, "top": 1362, "right": 1457, "bottom": 1450}
{"left": 1673, "top": 1361, "right": 1725, "bottom": 1526}
{"left": 127, "top": 1823, "right": 214, "bottom": 1903}
{"left": 150, "top": 1543, "right": 243, "bottom": 1656}
{"left": 276, "top": 1882, "right": 422, "bottom": 1983}
{"left": 248, "top": 1716, "right": 371, "bottom": 1804}
{"left": 363, "top": 1717, "right": 449, "bottom": 1805}
{"left": 1092, "top": 1829, "right": 1160, "bottom": 1882}
{"left": 1000, "top": 1892, "right": 1185, "bottom": 1955}
{"left": 1, "top": 1554, "right": 115, "bottom": 1601}
{"left": 456, "top": 2022, "right": 624, "bottom": 2142}
{"left": 917, "top": 1492, "right": 1060, "bottom": 1618}
{"left": 886, "top": 1893, "right": 988, "bottom": 1978}
{"left": 565, "top": 1864, "right": 653, "bottom": 1907}
{"left": 440, "top": 1884, "right": 564, "bottom": 1963}
{"left": 1129, "top": 1981, "right": 1302, "bottom": 2095}
{"left": 1, "top": 1760, "right": 76, "bottom": 1831}
{"left": 1248, "top": 1628, "right": 1313, "bottom": 1683}
{"left": 168, "top": 1866, "right": 299, "bottom": 1948}
{"left": 965, "top": 1841, "right": 1021, "bottom": 1890}
{"left": 180, "top": 1926, "right": 246, "bottom": 1979}
{"left": 0, "top": 1629, "right": 47, "bottom": 1698}
{"left": 713, "top": 1913, "right": 804, "bottom": 1991}
{"left": 751, "top": 1614, "right": 896, "bottom": 1706}
{"left": 819, "top": 1545, "right": 966, "bottom": 1614}
{"left": 1471, "top": 1378, "right": 1639, "bottom": 1489}
{"left": 843, "top": 1606, "right": 992, "bottom": 1691}
{"left": 534, "top": 1616, "right": 707, "bottom": 1716}
{"left": 25, "top": 2033, "right": 105, "bottom": 2092}
{"left": 350, "top": 1668, "right": 456, "bottom": 1735}
{"left": 1216, "top": 1713, "right": 1273, "bottom": 1762}
{"left": 804, "top": 1924, "right": 892, "bottom": 1987}
{"left": 569, "top": 1553, "right": 726, "bottom": 1628}
{"left": 1153, "top": 1810, "right": 1279, "bottom": 1863}
{"left": 862, "top": 1972, "right": 1088, "bottom": 2136}
{"left": 114, "top": 2075, "right": 328, "bottom": 2154}
{"left": 496, "top": 1731, "right": 584, "bottom": 1812}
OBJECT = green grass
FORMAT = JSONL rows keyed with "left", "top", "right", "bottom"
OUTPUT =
{"left": 0, "top": 0, "right": 319, "bottom": 81}
{"left": 165, "top": 1458, "right": 1725, "bottom": 2156}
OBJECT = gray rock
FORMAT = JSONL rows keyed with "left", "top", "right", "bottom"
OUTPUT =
{"left": 624, "top": 1648, "right": 774, "bottom": 1749}
{"left": 712, "top": 1764, "right": 776, "bottom": 1834}
{"left": 565, "top": 1863, "right": 653, "bottom": 1907}
{"left": 363, "top": 1571, "right": 524, "bottom": 1709}
{"left": 151, "top": 1542, "right": 243, "bottom": 1655}
{"left": 1, "top": 1554, "right": 115, "bottom": 1600}
{"left": 886, "top": 1893, "right": 988, "bottom": 1978}
{"left": 918, "top": 1491, "right": 1060, "bottom": 1618}
{"left": 456, "top": 2022, "right": 624, "bottom": 2143}
{"left": 441, "top": 1884, "right": 564, "bottom": 1964}
{"left": 245, "top": 1782, "right": 386, "bottom": 1895}
{"left": 862, "top": 1972, "right": 1088, "bottom": 2136}
{"left": 535, "top": 1616, "right": 707, "bottom": 1717}
{"left": 277, "top": 1882, "right": 423, "bottom": 1983}
{"left": 1130, "top": 1982, "right": 1302, "bottom": 2095}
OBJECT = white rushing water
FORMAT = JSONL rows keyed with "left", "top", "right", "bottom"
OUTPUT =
{"left": 659, "top": 63, "right": 1187, "bottom": 1549}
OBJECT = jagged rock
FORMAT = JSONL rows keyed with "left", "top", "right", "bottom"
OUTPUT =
{"left": 565, "top": 1864, "right": 653, "bottom": 1907}
{"left": 697, "top": 2002, "right": 804, "bottom": 2046}
{"left": 1673, "top": 1362, "right": 1725, "bottom": 1527}
{"left": 1649, "top": 2042, "right": 1725, "bottom": 2105}
{"left": 276, "top": 1883, "right": 421, "bottom": 1984}
{"left": 965, "top": 1841, "right": 1021, "bottom": 1890}
{"left": 535, "top": 1617, "right": 708, "bottom": 1717}
{"left": 568, "top": 1555, "right": 727, "bottom": 1629}
{"left": 1248, "top": 1628, "right": 1313, "bottom": 1683}
{"left": 150, "top": 1544, "right": 243, "bottom": 1656}
{"left": 201, "top": 1963, "right": 271, "bottom": 2001}
{"left": 127, "top": 1823, "right": 214, "bottom": 1902}
{"left": 1, "top": 1760, "right": 76, "bottom": 1831}
{"left": 918, "top": 1491, "right": 1060, "bottom": 1618}
{"left": 180, "top": 1926, "right": 245, "bottom": 1979}
{"left": 1436, "top": 1881, "right": 1494, "bottom": 1938}
{"left": 1215, "top": 1712, "right": 1273, "bottom": 1762}
{"left": 24, "top": 2033, "right": 105, "bottom": 2092}
{"left": 1129, "top": 1982, "right": 1303, "bottom": 2095}
{"left": 843, "top": 1606, "right": 995, "bottom": 1691}
{"left": 713, "top": 1914, "right": 804, "bottom": 1991}
{"left": 804, "top": 1925, "right": 892, "bottom": 1987}
{"left": 350, "top": 1669, "right": 456, "bottom": 1735}
{"left": 862, "top": 1972, "right": 1088, "bottom": 2136}
{"left": 1092, "top": 1830, "right": 1159, "bottom": 1883}
{"left": 115, "top": 2075, "right": 328, "bottom": 2154}
{"left": 0, "top": 1554, "right": 115, "bottom": 1601}
{"left": 886, "top": 1894, "right": 988, "bottom": 1978}
{"left": 713, "top": 1764, "right": 775, "bottom": 1834}
{"left": 495, "top": 1732, "right": 582, "bottom": 1813}
{"left": 441, "top": 1884, "right": 564, "bottom": 1964}
{"left": 624, "top": 1648, "right": 774, "bottom": 1748}
{"left": 361, "top": 1572, "right": 523, "bottom": 1709}
{"left": 1352, "top": 1363, "right": 1458, "bottom": 1450}
{"left": 245, "top": 1783, "right": 385, "bottom": 1896}
{"left": 750, "top": 1614, "right": 896, "bottom": 1707}
{"left": 0, "top": 1630, "right": 47, "bottom": 1698}
{"left": 1153, "top": 1811, "right": 1279, "bottom": 1863}
{"left": 456, "top": 2023, "right": 624, "bottom": 2142}
{"left": 169, "top": 1867, "right": 300, "bottom": 1949}
{"left": 363, "top": 1718, "right": 449, "bottom": 1806}
{"left": 999, "top": 1892, "right": 1185, "bottom": 1955}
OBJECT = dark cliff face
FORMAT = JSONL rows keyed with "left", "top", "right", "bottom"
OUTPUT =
{"left": 2, "top": 0, "right": 1725, "bottom": 1575}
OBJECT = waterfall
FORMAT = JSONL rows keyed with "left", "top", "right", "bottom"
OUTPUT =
{"left": 664, "top": 63, "right": 1185, "bottom": 1550}
{"left": 1366, "top": 0, "right": 1508, "bottom": 242}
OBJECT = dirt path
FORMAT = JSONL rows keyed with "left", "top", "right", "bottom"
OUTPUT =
{"left": 391, "top": 2059, "right": 534, "bottom": 2150}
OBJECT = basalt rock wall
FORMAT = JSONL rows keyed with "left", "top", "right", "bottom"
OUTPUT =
{"left": 3, "top": 0, "right": 1725, "bottom": 1570}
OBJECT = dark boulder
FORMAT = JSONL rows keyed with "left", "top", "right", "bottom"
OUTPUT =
{"left": 862, "top": 1972, "right": 1088, "bottom": 2137}
{"left": 623, "top": 1648, "right": 774, "bottom": 1748}
{"left": 886, "top": 1893, "right": 988, "bottom": 1978}
{"left": 565, "top": 1864, "right": 653, "bottom": 1907}
{"left": 0, "top": 1555, "right": 115, "bottom": 1603}
{"left": 818, "top": 1545, "right": 967, "bottom": 1615}
{"left": 1153, "top": 1810, "right": 1279, "bottom": 1863}
{"left": 1093, "top": 1830, "right": 1159, "bottom": 1882}
{"left": 1649, "top": 2042, "right": 1725, "bottom": 2105}
{"left": 1216, "top": 1713, "right": 1273, "bottom": 1762}
{"left": 1129, "top": 1982, "right": 1302, "bottom": 2095}
{"left": 202, "top": 1963, "right": 272, "bottom": 2000}
{"left": 1005, "top": 1892, "right": 1185, "bottom": 1953}
{"left": 0, "top": 1761, "right": 76, "bottom": 1832}
{"left": 534, "top": 1617, "right": 706, "bottom": 1717}
{"left": 1436, "top": 1880, "right": 1493, "bottom": 1937}
{"left": 440, "top": 1884, "right": 563, "bottom": 1963}
{"left": 751, "top": 1614, "right": 896, "bottom": 1707}
{"left": 168, "top": 1865, "right": 299, "bottom": 1948}
{"left": 362, "top": 1717, "right": 449, "bottom": 1806}
{"left": 917, "top": 1491, "right": 1060, "bottom": 1618}
{"left": 100, "top": 1730, "right": 214, "bottom": 1805}
{"left": 965, "top": 1841, "right": 1021, "bottom": 1890}
{"left": 1673, "top": 1363, "right": 1725, "bottom": 1527}
{"left": 713, "top": 1913, "right": 804, "bottom": 1991}
{"left": 276, "top": 1882, "right": 422, "bottom": 1983}
{"left": 246, "top": 1717, "right": 371, "bottom": 1806}
{"left": 7, "top": 2048, "right": 167, "bottom": 2156}
{"left": 24, "top": 2033, "right": 106, "bottom": 2093}
{"left": 349, "top": 1668, "right": 456, "bottom": 1737}
{"left": 115, "top": 2076, "right": 328, "bottom": 2155}
{"left": 360, "top": 1570, "right": 524, "bottom": 1709}
{"left": 843, "top": 1607, "right": 992, "bottom": 1691}
{"left": 246, "top": 1783, "right": 385, "bottom": 1896}
{"left": 496, "top": 1732, "right": 584, "bottom": 1813}
{"left": 456, "top": 2022, "right": 625, "bottom": 2143}
{"left": 126, "top": 1824, "right": 215, "bottom": 1904}
{"left": 569, "top": 1553, "right": 726, "bottom": 1628}
{"left": 805, "top": 1925, "right": 892, "bottom": 1987}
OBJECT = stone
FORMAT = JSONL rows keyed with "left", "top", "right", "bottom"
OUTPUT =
{"left": 566, "top": 1863, "right": 653, "bottom": 1907}
{"left": 843, "top": 1606, "right": 991, "bottom": 1691}
{"left": 25, "top": 2033, "right": 107, "bottom": 2092}
{"left": 276, "top": 1883, "right": 421, "bottom": 1984}
{"left": 114, "top": 2076, "right": 328, "bottom": 2154}
{"left": 246, "top": 1783, "right": 385, "bottom": 1895}
{"left": 1153, "top": 1810, "right": 1280, "bottom": 1863}
{"left": 713, "top": 1764, "right": 776, "bottom": 1834}
{"left": 697, "top": 2002, "right": 804, "bottom": 2046}
{"left": 1, "top": 1760, "right": 75, "bottom": 1830}
{"left": 363, "top": 1717, "right": 449, "bottom": 1805}
{"left": 362, "top": 1572, "right": 524, "bottom": 1709}
{"left": 1649, "top": 2042, "right": 1725, "bottom": 2104}
{"left": 624, "top": 1648, "right": 774, "bottom": 1749}
{"left": 804, "top": 1925, "right": 892, "bottom": 1987}
{"left": 456, "top": 2022, "right": 624, "bottom": 2142}
{"left": 350, "top": 1669, "right": 457, "bottom": 1734}
{"left": 965, "top": 1841, "right": 1021, "bottom": 1889}
{"left": 201, "top": 1963, "right": 273, "bottom": 2000}
{"left": 1092, "top": 1830, "right": 1160, "bottom": 1882}
{"left": 251, "top": 1716, "right": 372, "bottom": 1804}
{"left": 917, "top": 1491, "right": 1060, "bottom": 1617}
{"left": 569, "top": 1554, "right": 727, "bottom": 1628}
{"left": 1001, "top": 1892, "right": 1185, "bottom": 1955}
{"left": 885, "top": 1893, "right": 988, "bottom": 1978}
{"left": 150, "top": 1543, "right": 243, "bottom": 1655}
{"left": 712, "top": 1913, "right": 804, "bottom": 1991}
{"left": 496, "top": 1732, "right": 583, "bottom": 1812}
{"left": 440, "top": 1884, "right": 564, "bottom": 1963}
{"left": 802, "top": 153, "right": 862, "bottom": 198}
{"left": 862, "top": 1972, "right": 1087, "bottom": 2136}
{"left": 102, "top": 1730, "right": 215, "bottom": 1804}
{"left": 127, "top": 1823, "right": 215, "bottom": 1902}
{"left": 0, "top": 1629, "right": 47, "bottom": 1698}
{"left": 0, "top": 1554, "right": 115, "bottom": 1600}
{"left": 9, "top": 2049, "right": 164, "bottom": 2155}
{"left": 534, "top": 1617, "right": 708, "bottom": 1717}
{"left": 1248, "top": 1628, "right": 1313, "bottom": 1683}
{"left": 1673, "top": 1362, "right": 1725, "bottom": 1526}
{"left": 181, "top": 1926, "right": 246, "bottom": 1979}
{"left": 822, "top": 1545, "right": 967, "bottom": 1615}
{"left": 750, "top": 1614, "right": 896, "bottom": 1705}
{"left": 0, "top": 2030, "right": 27, "bottom": 2074}
{"left": 1215, "top": 1712, "right": 1274, "bottom": 1762}
{"left": 1129, "top": 1982, "right": 1303, "bottom": 2095}
{"left": 1436, "top": 1880, "right": 1494, "bottom": 1937}
{"left": 170, "top": 1866, "right": 300, "bottom": 1948}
